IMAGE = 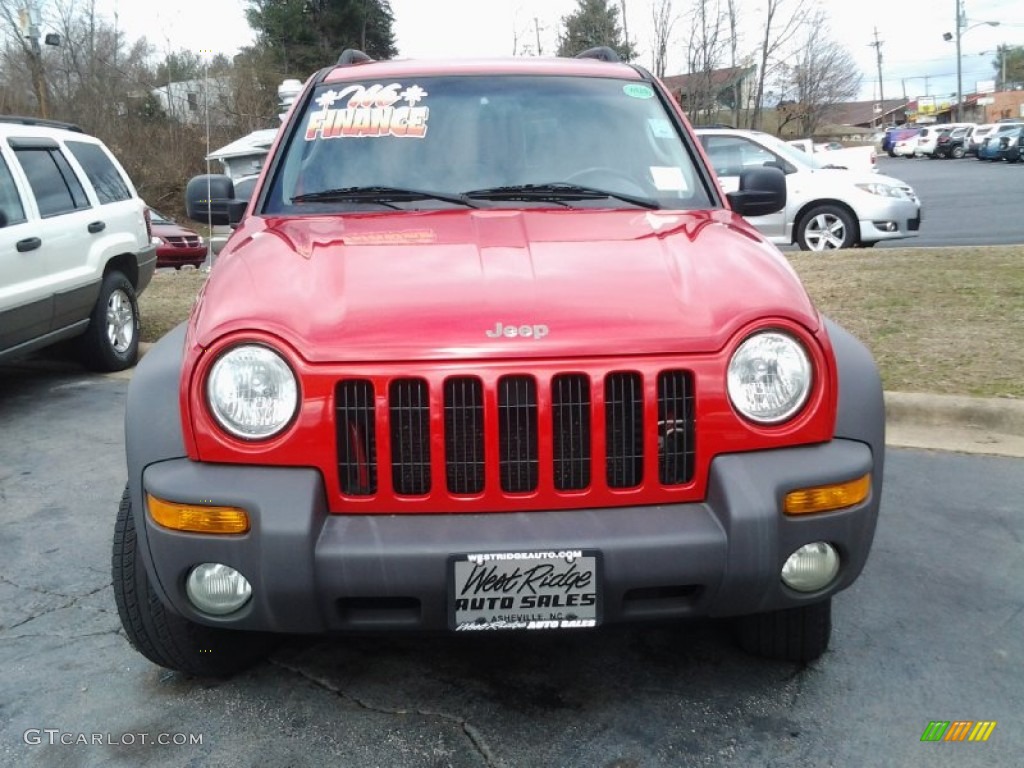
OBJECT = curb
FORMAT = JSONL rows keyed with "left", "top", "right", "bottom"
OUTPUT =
{"left": 884, "top": 391, "right": 1024, "bottom": 458}
{"left": 884, "top": 391, "right": 1024, "bottom": 435}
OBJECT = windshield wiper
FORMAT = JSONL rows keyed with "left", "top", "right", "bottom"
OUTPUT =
{"left": 292, "top": 185, "right": 478, "bottom": 208}
{"left": 464, "top": 182, "right": 660, "bottom": 210}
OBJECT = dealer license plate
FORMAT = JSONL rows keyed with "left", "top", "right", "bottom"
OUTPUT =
{"left": 450, "top": 550, "right": 601, "bottom": 631}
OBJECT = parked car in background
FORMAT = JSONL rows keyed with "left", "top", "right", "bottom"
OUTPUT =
{"left": 979, "top": 123, "right": 1024, "bottom": 161}
{"left": 785, "top": 138, "right": 877, "bottom": 174}
{"left": 149, "top": 209, "right": 206, "bottom": 268}
{"left": 698, "top": 128, "right": 920, "bottom": 250}
{"left": 893, "top": 133, "right": 920, "bottom": 158}
{"left": 933, "top": 126, "right": 969, "bottom": 159}
{"left": 965, "top": 123, "right": 996, "bottom": 155}
{"left": 914, "top": 123, "right": 974, "bottom": 158}
{"left": 882, "top": 126, "right": 917, "bottom": 156}
{"left": 0, "top": 116, "right": 155, "bottom": 371}
{"left": 996, "top": 126, "right": 1024, "bottom": 163}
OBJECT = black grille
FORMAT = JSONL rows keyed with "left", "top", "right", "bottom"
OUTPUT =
{"left": 389, "top": 379, "right": 431, "bottom": 495}
{"left": 335, "top": 368, "right": 694, "bottom": 500}
{"left": 445, "top": 377, "right": 485, "bottom": 494}
{"left": 498, "top": 376, "right": 539, "bottom": 493}
{"left": 657, "top": 371, "right": 696, "bottom": 485}
{"left": 552, "top": 374, "right": 591, "bottom": 491}
{"left": 336, "top": 380, "right": 377, "bottom": 495}
{"left": 606, "top": 372, "right": 643, "bottom": 488}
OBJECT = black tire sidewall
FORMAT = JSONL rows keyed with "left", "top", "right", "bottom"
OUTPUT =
{"left": 82, "top": 270, "right": 140, "bottom": 372}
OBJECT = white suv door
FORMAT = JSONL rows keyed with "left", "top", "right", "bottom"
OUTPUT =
{"left": 9, "top": 138, "right": 102, "bottom": 331}
{"left": 0, "top": 147, "right": 49, "bottom": 353}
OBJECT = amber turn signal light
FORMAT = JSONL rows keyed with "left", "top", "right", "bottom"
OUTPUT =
{"left": 784, "top": 474, "right": 871, "bottom": 516}
{"left": 147, "top": 494, "right": 250, "bottom": 534}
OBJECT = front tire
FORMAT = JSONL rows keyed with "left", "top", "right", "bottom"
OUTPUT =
{"left": 112, "top": 486, "right": 277, "bottom": 677}
{"left": 796, "top": 205, "right": 857, "bottom": 251}
{"left": 79, "top": 270, "right": 139, "bottom": 371}
{"left": 951, "top": 146, "right": 965, "bottom": 159}
{"left": 734, "top": 599, "right": 832, "bottom": 663}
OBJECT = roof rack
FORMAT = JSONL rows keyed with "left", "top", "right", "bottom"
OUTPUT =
{"left": 337, "top": 49, "right": 374, "bottom": 66}
{"left": 575, "top": 47, "right": 620, "bottom": 63}
{"left": 0, "top": 115, "right": 83, "bottom": 133}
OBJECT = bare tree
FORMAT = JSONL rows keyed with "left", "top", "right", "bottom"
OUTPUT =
{"left": 681, "top": 0, "right": 726, "bottom": 125}
{"left": 724, "top": 0, "right": 741, "bottom": 126}
{"left": 783, "top": 13, "right": 862, "bottom": 136}
{"left": 650, "top": 0, "right": 675, "bottom": 78}
{"left": 749, "top": 0, "right": 808, "bottom": 131}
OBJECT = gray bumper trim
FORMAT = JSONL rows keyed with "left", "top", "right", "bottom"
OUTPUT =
{"left": 140, "top": 438, "right": 878, "bottom": 634}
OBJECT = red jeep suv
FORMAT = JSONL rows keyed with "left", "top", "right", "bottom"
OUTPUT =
{"left": 113, "top": 48, "right": 884, "bottom": 676}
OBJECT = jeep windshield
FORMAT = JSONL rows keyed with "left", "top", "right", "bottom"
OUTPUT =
{"left": 262, "top": 75, "right": 712, "bottom": 213}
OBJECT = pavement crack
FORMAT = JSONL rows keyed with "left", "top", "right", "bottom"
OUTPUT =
{"left": 0, "top": 573, "right": 74, "bottom": 599}
{"left": 0, "top": 582, "right": 110, "bottom": 633}
{"left": 0, "top": 629, "right": 121, "bottom": 641}
{"left": 269, "top": 658, "right": 502, "bottom": 767}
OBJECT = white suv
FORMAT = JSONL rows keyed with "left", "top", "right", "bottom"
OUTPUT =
{"left": 914, "top": 123, "right": 975, "bottom": 157}
{"left": 0, "top": 117, "right": 155, "bottom": 370}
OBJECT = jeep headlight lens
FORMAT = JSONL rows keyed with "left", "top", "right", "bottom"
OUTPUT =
{"left": 727, "top": 332, "right": 812, "bottom": 424}
{"left": 206, "top": 344, "right": 298, "bottom": 439}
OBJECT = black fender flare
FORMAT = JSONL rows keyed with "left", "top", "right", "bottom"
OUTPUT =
{"left": 825, "top": 316, "right": 886, "bottom": 481}
{"left": 124, "top": 323, "right": 189, "bottom": 600}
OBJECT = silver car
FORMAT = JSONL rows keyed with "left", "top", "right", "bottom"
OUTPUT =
{"left": 696, "top": 129, "right": 922, "bottom": 251}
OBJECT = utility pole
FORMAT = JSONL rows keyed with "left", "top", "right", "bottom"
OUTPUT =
{"left": 534, "top": 17, "right": 543, "bottom": 57}
{"left": 869, "top": 27, "right": 885, "bottom": 127}
{"left": 955, "top": 0, "right": 963, "bottom": 121}
{"left": 619, "top": 0, "right": 630, "bottom": 59}
{"left": 21, "top": 0, "right": 49, "bottom": 118}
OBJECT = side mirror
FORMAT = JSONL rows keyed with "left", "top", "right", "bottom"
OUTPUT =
{"left": 726, "top": 167, "right": 786, "bottom": 217}
{"left": 185, "top": 174, "right": 244, "bottom": 226}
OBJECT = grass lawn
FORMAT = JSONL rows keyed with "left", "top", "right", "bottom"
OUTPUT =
{"left": 140, "top": 245, "right": 1024, "bottom": 398}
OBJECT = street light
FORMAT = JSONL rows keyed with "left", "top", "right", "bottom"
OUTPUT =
{"left": 943, "top": 1, "right": 1000, "bottom": 122}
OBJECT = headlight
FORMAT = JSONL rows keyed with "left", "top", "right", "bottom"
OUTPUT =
{"left": 206, "top": 344, "right": 299, "bottom": 439}
{"left": 727, "top": 331, "right": 812, "bottom": 424}
{"left": 151, "top": 236, "right": 164, "bottom": 245}
{"left": 855, "top": 183, "right": 911, "bottom": 199}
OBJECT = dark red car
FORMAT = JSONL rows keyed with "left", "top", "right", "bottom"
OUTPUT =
{"left": 150, "top": 209, "right": 206, "bottom": 268}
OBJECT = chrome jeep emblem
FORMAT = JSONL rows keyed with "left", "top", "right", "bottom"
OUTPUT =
{"left": 485, "top": 322, "right": 549, "bottom": 339}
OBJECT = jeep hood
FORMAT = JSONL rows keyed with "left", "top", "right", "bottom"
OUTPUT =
{"left": 193, "top": 209, "right": 820, "bottom": 362}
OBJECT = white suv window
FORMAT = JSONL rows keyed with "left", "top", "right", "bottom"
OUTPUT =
{"left": 66, "top": 140, "right": 132, "bottom": 204}
{"left": 0, "top": 155, "right": 26, "bottom": 227}
{"left": 14, "top": 145, "right": 91, "bottom": 217}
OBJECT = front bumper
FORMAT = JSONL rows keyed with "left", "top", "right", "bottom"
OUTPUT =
{"left": 856, "top": 196, "right": 921, "bottom": 242}
{"left": 139, "top": 438, "right": 879, "bottom": 634}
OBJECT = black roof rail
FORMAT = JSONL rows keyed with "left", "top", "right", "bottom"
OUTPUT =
{"left": 337, "top": 49, "right": 373, "bottom": 66}
{"left": 0, "top": 115, "right": 84, "bottom": 133}
{"left": 575, "top": 46, "right": 620, "bottom": 63}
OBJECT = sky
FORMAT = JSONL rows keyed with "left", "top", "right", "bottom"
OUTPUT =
{"left": 91, "top": 0, "right": 1024, "bottom": 103}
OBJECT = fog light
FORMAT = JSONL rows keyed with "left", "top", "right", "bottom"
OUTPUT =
{"left": 186, "top": 563, "right": 252, "bottom": 615}
{"left": 781, "top": 542, "right": 840, "bottom": 592}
